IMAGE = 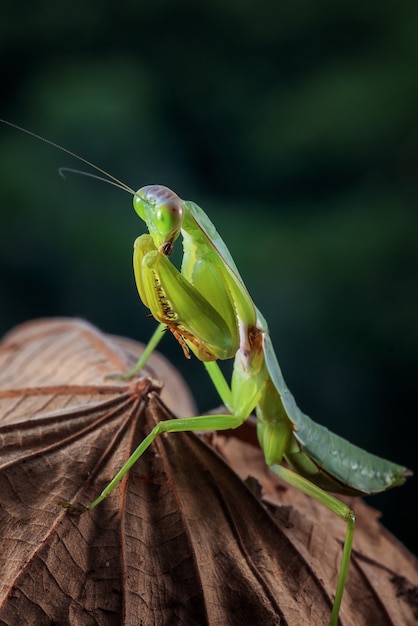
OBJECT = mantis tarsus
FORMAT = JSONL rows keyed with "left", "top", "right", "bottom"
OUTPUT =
{"left": 1, "top": 120, "right": 411, "bottom": 626}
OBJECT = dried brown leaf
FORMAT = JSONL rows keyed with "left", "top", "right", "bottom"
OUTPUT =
{"left": 0, "top": 318, "right": 416, "bottom": 625}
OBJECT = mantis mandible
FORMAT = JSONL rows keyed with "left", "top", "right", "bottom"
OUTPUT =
{"left": 1, "top": 120, "right": 410, "bottom": 626}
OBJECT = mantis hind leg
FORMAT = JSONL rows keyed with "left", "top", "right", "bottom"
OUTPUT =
{"left": 84, "top": 411, "right": 245, "bottom": 511}
{"left": 270, "top": 464, "right": 355, "bottom": 626}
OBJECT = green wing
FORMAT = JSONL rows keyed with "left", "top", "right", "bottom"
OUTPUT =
{"left": 262, "top": 332, "right": 408, "bottom": 495}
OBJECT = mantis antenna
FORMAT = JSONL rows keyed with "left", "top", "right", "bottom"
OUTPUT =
{"left": 58, "top": 166, "right": 136, "bottom": 194}
{"left": 0, "top": 118, "right": 135, "bottom": 196}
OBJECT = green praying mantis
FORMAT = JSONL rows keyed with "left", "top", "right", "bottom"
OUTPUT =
{"left": 1, "top": 120, "right": 410, "bottom": 626}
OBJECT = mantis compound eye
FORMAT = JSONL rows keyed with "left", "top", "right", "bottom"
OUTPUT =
{"left": 133, "top": 185, "right": 184, "bottom": 255}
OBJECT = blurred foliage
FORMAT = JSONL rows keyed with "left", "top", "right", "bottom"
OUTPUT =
{"left": 1, "top": 1, "right": 417, "bottom": 554}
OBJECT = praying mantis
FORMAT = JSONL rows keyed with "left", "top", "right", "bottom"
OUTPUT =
{"left": 1, "top": 120, "right": 410, "bottom": 626}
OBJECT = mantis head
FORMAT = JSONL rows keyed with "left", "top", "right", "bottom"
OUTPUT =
{"left": 133, "top": 185, "right": 184, "bottom": 256}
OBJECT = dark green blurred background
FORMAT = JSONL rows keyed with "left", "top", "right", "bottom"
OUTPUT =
{"left": 1, "top": 2, "right": 417, "bottom": 556}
